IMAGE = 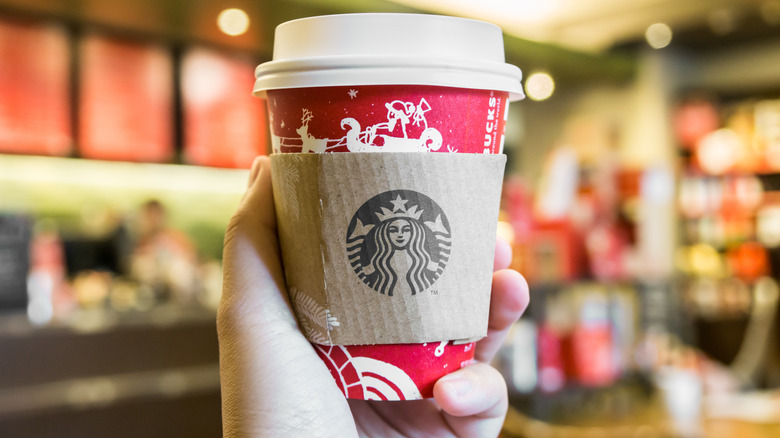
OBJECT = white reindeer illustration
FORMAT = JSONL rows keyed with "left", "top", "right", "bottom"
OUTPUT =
{"left": 297, "top": 109, "right": 328, "bottom": 153}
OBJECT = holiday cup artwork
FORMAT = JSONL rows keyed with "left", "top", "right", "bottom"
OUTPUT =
{"left": 266, "top": 85, "right": 509, "bottom": 155}
{"left": 289, "top": 274, "right": 478, "bottom": 400}
{"left": 315, "top": 341, "right": 476, "bottom": 401}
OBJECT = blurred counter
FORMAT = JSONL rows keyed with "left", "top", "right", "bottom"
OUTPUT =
{"left": 0, "top": 305, "right": 221, "bottom": 437}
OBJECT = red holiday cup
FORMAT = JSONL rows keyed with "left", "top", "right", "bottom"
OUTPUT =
{"left": 265, "top": 85, "right": 509, "bottom": 155}
{"left": 254, "top": 13, "right": 524, "bottom": 400}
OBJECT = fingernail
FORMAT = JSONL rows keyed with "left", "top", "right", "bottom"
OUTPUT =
{"left": 442, "top": 376, "right": 472, "bottom": 397}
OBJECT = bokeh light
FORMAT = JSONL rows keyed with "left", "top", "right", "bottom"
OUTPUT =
{"left": 645, "top": 23, "right": 673, "bottom": 49}
{"left": 525, "top": 72, "right": 555, "bottom": 101}
{"left": 217, "top": 8, "right": 250, "bottom": 36}
{"left": 496, "top": 220, "right": 516, "bottom": 245}
{"left": 696, "top": 128, "right": 742, "bottom": 175}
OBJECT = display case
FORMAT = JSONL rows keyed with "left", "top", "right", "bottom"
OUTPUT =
{"left": 674, "top": 92, "right": 780, "bottom": 388}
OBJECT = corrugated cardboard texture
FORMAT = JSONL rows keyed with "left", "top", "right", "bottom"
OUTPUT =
{"left": 270, "top": 152, "right": 506, "bottom": 345}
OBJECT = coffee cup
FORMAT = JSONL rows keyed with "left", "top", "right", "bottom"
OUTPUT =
{"left": 254, "top": 13, "right": 523, "bottom": 400}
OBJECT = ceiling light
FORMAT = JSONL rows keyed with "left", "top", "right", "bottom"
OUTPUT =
{"left": 524, "top": 72, "right": 554, "bottom": 101}
{"left": 645, "top": 23, "right": 672, "bottom": 49}
{"left": 218, "top": 8, "right": 250, "bottom": 36}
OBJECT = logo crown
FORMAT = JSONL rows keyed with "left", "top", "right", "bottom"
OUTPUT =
{"left": 375, "top": 196, "right": 423, "bottom": 222}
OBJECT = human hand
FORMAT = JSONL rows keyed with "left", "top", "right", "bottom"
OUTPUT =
{"left": 218, "top": 156, "right": 529, "bottom": 437}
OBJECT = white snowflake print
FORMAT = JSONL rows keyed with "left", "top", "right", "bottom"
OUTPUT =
{"left": 270, "top": 154, "right": 302, "bottom": 215}
{"left": 290, "top": 287, "right": 339, "bottom": 345}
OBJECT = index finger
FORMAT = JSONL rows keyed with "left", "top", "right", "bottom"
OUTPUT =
{"left": 475, "top": 269, "right": 529, "bottom": 363}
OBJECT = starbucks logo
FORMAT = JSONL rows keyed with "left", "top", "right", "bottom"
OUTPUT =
{"left": 346, "top": 190, "right": 451, "bottom": 296}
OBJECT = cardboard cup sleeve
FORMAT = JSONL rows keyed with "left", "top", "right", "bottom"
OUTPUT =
{"left": 269, "top": 152, "right": 506, "bottom": 399}
{"left": 271, "top": 152, "right": 506, "bottom": 344}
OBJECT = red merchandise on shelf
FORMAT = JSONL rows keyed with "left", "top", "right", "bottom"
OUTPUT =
{"left": 569, "top": 322, "right": 616, "bottom": 387}
{"left": 0, "top": 19, "right": 71, "bottom": 156}
{"left": 525, "top": 220, "right": 586, "bottom": 284}
{"left": 181, "top": 48, "right": 268, "bottom": 168}
{"left": 727, "top": 241, "right": 769, "bottom": 282}
{"left": 719, "top": 175, "right": 764, "bottom": 218}
{"left": 536, "top": 324, "right": 566, "bottom": 393}
{"left": 616, "top": 168, "right": 642, "bottom": 200}
{"left": 673, "top": 97, "right": 720, "bottom": 150}
{"left": 78, "top": 34, "right": 173, "bottom": 162}
{"left": 585, "top": 221, "right": 630, "bottom": 282}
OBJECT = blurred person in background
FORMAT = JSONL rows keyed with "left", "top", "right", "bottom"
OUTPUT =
{"left": 131, "top": 199, "right": 198, "bottom": 302}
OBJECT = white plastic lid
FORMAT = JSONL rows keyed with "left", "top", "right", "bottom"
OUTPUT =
{"left": 254, "top": 13, "right": 524, "bottom": 101}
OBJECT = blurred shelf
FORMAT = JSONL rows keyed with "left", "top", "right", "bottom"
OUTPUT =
{"left": 507, "top": 373, "right": 656, "bottom": 426}
{"left": 758, "top": 173, "right": 780, "bottom": 192}
{"left": 0, "top": 363, "right": 219, "bottom": 419}
{"left": 0, "top": 302, "right": 222, "bottom": 436}
{"left": 0, "top": 304, "right": 217, "bottom": 338}
{"left": 0, "top": 305, "right": 219, "bottom": 391}
{"left": 0, "top": 380, "right": 222, "bottom": 437}
{"left": 680, "top": 171, "right": 780, "bottom": 193}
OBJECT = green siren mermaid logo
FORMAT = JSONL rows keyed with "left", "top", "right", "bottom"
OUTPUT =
{"left": 347, "top": 190, "right": 451, "bottom": 296}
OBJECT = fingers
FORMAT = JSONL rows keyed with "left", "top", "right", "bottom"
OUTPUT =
{"left": 493, "top": 236, "right": 512, "bottom": 272}
{"left": 429, "top": 239, "right": 525, "bottom": 438}
{"left": 475, "top": 269, "right": 529, "bottom": 363}
{"left": 434, "top": 363, "right": 508, "bottom": 437}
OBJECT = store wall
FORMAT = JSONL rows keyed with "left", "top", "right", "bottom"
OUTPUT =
{"left": 685, "top": 36, "right": 780, "bottom": 93}
{"left": 513, "top": 80, "right": 635, "bottom": 183}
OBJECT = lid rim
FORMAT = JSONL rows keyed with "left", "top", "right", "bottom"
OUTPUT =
{"left": 254, "top": 56, "right": 523, "bottom": 84}
{"left": 253, "top": 68, "right": 526, "bottom": 101}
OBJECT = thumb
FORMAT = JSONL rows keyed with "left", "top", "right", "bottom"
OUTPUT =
{"left": 434, "top": 363, "right": 508, "bottom": 437}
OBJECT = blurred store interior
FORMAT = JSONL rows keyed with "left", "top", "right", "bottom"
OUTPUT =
{"left": 1, "top": 0, "right": 780, "bottom": 436}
